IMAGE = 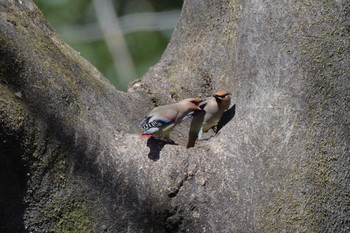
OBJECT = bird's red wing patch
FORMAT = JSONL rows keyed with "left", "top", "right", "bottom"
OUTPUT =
{"left": 163, "top": 116, "right": 175, "bottom": 121}
{"left": 140, "top": 134, "right": 153, "bottom": 139}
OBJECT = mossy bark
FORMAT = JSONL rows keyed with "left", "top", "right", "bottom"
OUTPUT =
{"left": 1, "top": 0, "right": 349, "bottom": 232}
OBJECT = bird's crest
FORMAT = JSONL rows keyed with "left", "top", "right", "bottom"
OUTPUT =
{"left": 214, "top": 91, "right": 230, "bottom": 97}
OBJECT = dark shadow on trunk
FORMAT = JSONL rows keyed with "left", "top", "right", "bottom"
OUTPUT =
{"left": 0, "top": 131, "right": 29, "bottom": 232}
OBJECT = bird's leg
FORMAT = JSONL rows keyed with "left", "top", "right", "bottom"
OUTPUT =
{"left": 160, "top": 134, "right": 176, "bottom": 144}
{"left": 161, "top": 132, "right": 170, "bottom": 140}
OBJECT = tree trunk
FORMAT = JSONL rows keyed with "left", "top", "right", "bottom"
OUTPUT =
{"left": 1, "top": 0, "right": 349, "bottom": 232}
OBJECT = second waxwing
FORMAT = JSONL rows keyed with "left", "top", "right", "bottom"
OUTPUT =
{"left": 187, "top": 91, "right": 231, "bottom": 146}
{"left": 140, "top": 98, "right": 202, "bottom": 139}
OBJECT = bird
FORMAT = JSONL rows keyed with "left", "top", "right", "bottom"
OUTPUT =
{"left": 187, "top": 91, "right": 231, "bottom": 147}
{"left": 140, "top": 98, "right": 203, "bottom": 139}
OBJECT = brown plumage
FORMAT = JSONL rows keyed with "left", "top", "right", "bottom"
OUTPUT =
{"left": 140, "top": 98, "right": 202, "bottom": 139}
{"left": 187, "top": 91, "right": 231, "bottom": 147}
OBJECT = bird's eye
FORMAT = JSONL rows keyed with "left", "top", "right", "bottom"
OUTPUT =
{"left": 219, "top": 94, "right": 229, "bottom": 98}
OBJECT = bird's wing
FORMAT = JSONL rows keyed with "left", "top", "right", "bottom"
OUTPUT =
{"left": 182, "top": 110, "right": 204, "bottom": 121}
{"left": 139, "top": 110, "right": 177, "bottom": 134}
{"left": 181, "top": 111, "right": 195, "bottom": 121}
{"left": 198, "top": 96, "right": 212, "bottom": 109}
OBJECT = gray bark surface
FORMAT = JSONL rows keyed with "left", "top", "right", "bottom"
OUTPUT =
{"left": 1, "top": 0, "right": 349, "bottom": 232}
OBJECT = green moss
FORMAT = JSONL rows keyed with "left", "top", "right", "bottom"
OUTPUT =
{"left": 169, "top": 88, "right": 178, "bottom": 100}
{"left": 149, "top": 92, "right": 159, "bottom": 107}
{"left": 40, "top": 196, "right": 93, "bottom": 233}
{"left": 54, "top": 205, "right": 92, "bottom": 233}
{"left": 0, "top": 85, "right": 27, "bottom": 131}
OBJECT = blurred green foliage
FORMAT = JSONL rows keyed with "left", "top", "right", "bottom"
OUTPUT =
{"left": 34, "top": 0, "right": 183, "bottom": 90}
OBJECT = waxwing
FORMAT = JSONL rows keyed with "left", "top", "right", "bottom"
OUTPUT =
{"left": 140, "top": 98, "right": 203, "bottom": 139}
{"left": 187, "top": 91, "right": 231, "bottom": 147}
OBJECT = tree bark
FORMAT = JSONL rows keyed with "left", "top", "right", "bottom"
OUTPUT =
{"left": 1, "top": 0, "right": 349, "bottom": 232}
